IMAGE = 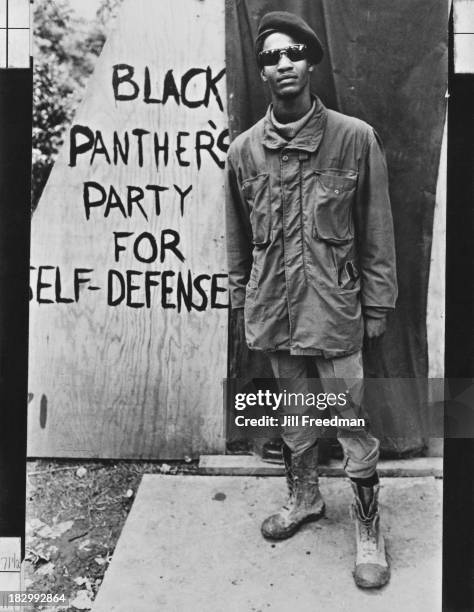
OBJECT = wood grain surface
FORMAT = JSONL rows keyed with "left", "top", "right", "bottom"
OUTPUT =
{"left": 28, "top": 0, "right": 227, "bottom": 458}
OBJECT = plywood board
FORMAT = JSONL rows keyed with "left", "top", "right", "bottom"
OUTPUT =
{"left": 28, "top": 0, "right": 228, "bottom": 458}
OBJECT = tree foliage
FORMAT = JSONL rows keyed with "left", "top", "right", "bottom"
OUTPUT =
{"left": 32, "top": 0, "right": 123, "bottom": 210}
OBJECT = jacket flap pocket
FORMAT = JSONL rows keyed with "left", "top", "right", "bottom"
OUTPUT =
{"left": 241, "top": 173, "right": 271, "bottom": 246}
{"left": 312, "top": 170, "right": 357, "bottom": 244}
{"left": 242, "top": 173, "right": 269, "bottom": 199}
{"left": 315, "top": 170, "right": 358, "bottom": 193}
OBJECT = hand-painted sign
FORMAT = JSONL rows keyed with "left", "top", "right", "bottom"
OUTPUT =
{"left": 28, "top": 0, "right": 228, "bottom": 458}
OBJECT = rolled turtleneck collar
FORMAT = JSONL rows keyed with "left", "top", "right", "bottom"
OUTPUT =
{"left": 270, "top": 99, "right": 316, "bottom": 141}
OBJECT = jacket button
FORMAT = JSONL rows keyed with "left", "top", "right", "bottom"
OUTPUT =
{"left": 282, "top": 155, "right": 289, "bottom": 161}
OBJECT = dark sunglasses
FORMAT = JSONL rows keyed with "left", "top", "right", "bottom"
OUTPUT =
{"left": 259, "top": 44, "right": 308, "bottom": 67}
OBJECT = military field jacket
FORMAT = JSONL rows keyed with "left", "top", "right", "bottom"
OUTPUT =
{"left": 225, "top": 97, "right": 398, "bottom": 358}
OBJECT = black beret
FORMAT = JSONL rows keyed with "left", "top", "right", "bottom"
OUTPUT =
{"left": 255, "top": 11, "right": 324, "bottom": 66}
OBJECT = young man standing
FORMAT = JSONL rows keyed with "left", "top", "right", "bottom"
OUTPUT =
{"left": 225, "top": 12, "right": 397, "bottom": 589}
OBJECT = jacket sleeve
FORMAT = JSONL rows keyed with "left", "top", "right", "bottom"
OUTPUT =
{"left": 225, "top": 152, "right": 253, "bottom": 310}
{"left": 355, "top": 128, "right": 398, "bottom": 313}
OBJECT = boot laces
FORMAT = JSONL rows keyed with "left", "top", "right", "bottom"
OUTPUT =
{"left": 360, "top": 520, "right": 377, "bottom": 546}
{"left": 281, "top": 478, "right": 297, "bottom": 513}
{"left": 358, "top": 512, "right": 379, "bottom": 558}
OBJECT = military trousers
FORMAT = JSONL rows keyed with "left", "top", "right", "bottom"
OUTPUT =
{"left": 267, "top": 350, "right": 379, "bottom": 480}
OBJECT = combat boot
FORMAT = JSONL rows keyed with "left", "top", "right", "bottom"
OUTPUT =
{"left": 351, "top": 481, "right": 390, "bottom": 588}
{"left": 261, "top": 443, "right": 325, "bottom": 540}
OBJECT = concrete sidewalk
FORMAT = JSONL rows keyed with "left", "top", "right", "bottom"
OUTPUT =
{"left": 92, "top": 475, "right": 442, "bottom": 612}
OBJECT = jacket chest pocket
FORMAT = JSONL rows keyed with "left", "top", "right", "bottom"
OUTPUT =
{"left": 241, "top": 173, "right": 271, "bottom": 246}
{"left": 312, "top": 170, "right": 357, "bottom": 245}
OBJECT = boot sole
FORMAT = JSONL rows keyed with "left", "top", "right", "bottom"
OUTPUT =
{"left": 261, "top": 503, "right": 326, "bottom": 541}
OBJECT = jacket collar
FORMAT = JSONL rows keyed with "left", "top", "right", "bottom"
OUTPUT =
{"left": 262, "top": 95, "right": 327, "bottom": 152}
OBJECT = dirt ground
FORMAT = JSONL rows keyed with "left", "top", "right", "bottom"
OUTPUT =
{"left": 25, "top": 459, "right": 198, "bottom": 611}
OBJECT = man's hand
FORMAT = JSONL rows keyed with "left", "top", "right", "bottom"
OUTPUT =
{"left": 364, "top": 316, "right": 387, "bottom": 351}
{"left": 364, "top": 316, "right": 387, "bottom": 339}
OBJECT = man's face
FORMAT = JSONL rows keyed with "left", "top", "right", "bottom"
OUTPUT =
{"left": 260, "top": 32, "right": 312, "bottom": 100}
